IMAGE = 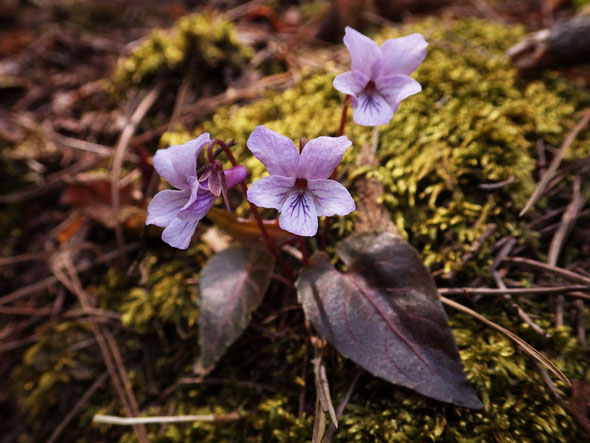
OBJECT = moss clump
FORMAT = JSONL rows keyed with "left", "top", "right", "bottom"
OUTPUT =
{"left": 97, "top": 252, "right": 201, "bottom": 336}
{"left": 109, "top": 12, "right": 253, "bottom": 95}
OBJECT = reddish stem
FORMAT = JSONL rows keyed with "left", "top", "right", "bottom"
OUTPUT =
{"left": 337, "top": 95, "right": 352, "bottom": 137}
{"left": 209, "top": 139, "right": 295, "bottom": 282}
{"left": 320, "top": 96, "right": 351, "bottom": 250}
{"left": 299, "top": 236, "right": 309, "bottom": 266}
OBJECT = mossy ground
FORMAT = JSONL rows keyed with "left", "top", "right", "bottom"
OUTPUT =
{"left": 109, "top": 11, "right": 253, "bottom": 98}
{"left": 5, "top": 16, "right": 590, "bottom": 442}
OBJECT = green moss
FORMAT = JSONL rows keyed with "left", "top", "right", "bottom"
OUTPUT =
{"left": 7, "top": 17, "right": 590, "bottom": 442}
{"left": 97, "top": 251, "right": 201, "bottom": 336}
{"left": 109, "top": 12, "right": 253, "bottom": 96}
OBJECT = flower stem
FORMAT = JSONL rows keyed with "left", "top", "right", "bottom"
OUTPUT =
{"left": 337, "top": 95, "right": 352, "bottom": 137}
{"left": 209, "top": 138, "right": 295, "bottom": 282}
{"left": 320, "top": 96, "right": 352, "bottom": 250}
{"left": 299, "top": 236, "right": 309, "bottom": 267}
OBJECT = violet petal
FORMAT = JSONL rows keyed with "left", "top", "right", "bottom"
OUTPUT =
{"left": 247, "top": 126, "right": 299, "bottom": 177}
{"left": 333, "top": 71, "right": 369, "bottom": 98}
{"left": 376, "top": 74, "right": 422, "bottom": 110}
{"left": 352, "top": 92, "right": 393, "bottom": 126}
{"left": 279, "top": 190, "right": 318, "bottom": 237}
{"left": 223, "top": 165, "right": 248, "bottom": 188}
{"left": 247, "top": 175, "right": 296, "bottom": 211}
{"left": 153, "top": 133, "right": 210, "bottom": 190}
{"left": 343, "top": 26, "right": 382, "bottom": 79}
{"left": 146, "top": 188, "right": 191, "bottom": 227}
{"left": 307, "top": 178, "right": 356, "bottom": 216}
{"left": 380, "top": 33, "right": 428, "bottom": 76}
{"left": 161, "top": 217, "right": 200, "bottom": 250}
{"left": 298, "top": 136, "right": 352, "bottom": 180}
{"left": 176, "top": 185, "right": 217, "bottom": 222}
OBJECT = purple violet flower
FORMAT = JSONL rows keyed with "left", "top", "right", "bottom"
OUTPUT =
{"left": 146, "top": 133, "right": 247, "bottom": 249}
{"left": 246, "top": 126, "right": 355, "bottom": 237}
{"left": 333, "top": 26, "right": 428, "bottom": 126}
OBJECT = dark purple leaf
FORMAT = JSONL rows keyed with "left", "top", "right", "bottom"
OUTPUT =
{"left": 296, "top": 231, "right": 482, "bottom": 409}
{"left": 197, "top": 245, "right": 274, "bottom": 373}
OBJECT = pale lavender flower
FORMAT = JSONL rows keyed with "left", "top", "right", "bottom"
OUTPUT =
{"left": 246, "top": 126, "right": 355, "bottom": 237}
{"left": 147, "top": 133, "right": 247, "bottom": 249}
{"left": 333, "top": 26, "right": 428, "bottom": 126}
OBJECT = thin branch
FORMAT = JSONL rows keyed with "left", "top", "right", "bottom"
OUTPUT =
{"left": 478, "top": 175, "right": 515, "bottom": 190}
{"left": 47, "top": 372, "right": 109, "bottom": 443}
{"left": 440, "top": 295, "right": 571, "bottom": 388}
{"left": 111, "top": 85, "right": 161, "bottom": 268}
{"left": 0, "top": 335, "right": 39, "bottom": 353}
{"left": 10, "top": 113, "right": 132, "bottom": 159}
{"left": 0, "top": 306, "right": 53, "bottom": 316}
{"left": 132, "top": 72, "right": 295, "bottom": 146}
{"left": 0, "top": 243, "right": 138, "bottom": 306}
{"left": 323, "top": 371, "right": 362, "bottom": 443}
{"left": 502, "top": 256, "right": 590, "bottom": 286}
{"left": 439, "top": 285, "right": 590, "bottom": 298}
{"left": 492, "top": 270, "right": 549, "bottom": 337}
{"left": 520, "top": 110, "right": 590, "bottom": 216}
{"left": 102, "top": 327, "right": 145, "bottom": 427}
{"left": 52, "top": 252, "right": 149, "bottom": 443}
{"left": 0, "top": 157, "right": 99, "bottom": 204}
{"left": 320, "top": 96, "right": 352, "bottom": 250}
{"left": 549, "top": 175, "right": 586, "bottom": 327}
{"left": 0, "top": 250, "right": 51, "bottom": 266}
{"left": 463, "top": 223, "right": 497, "bottom": 265}
{"left": 532, "top": 360, "right": 566, "bottom": 406}
{"left": 491, "top": 237, "right": 517, "bottom": 272}
{"left": 93, "top": 411, "right": 241, "bottom": 425}
{"left": 178, "top": 376, "right": 277, "bottom": 393}
{"left": 470, "top": 0, "right": 504, "bottom": 21}
{"left": 549, "top": 175, "right": 585, "bottom": 265}
{"left": 312, "top": 345, "right": 337, "bottom": 429}
{"left": 298, "top": 343, "right": 309, "bottom": 419}
{"left": 575, "top": 299, "right": 587, "bottom": 348}
{"left": 169, "top": 77, "right": 190, "bottom": 128}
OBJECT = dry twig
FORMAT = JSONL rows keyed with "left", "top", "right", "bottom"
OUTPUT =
{"left": 503, "top": 256, "right": 590, "bottom": 286}
{"left": 93, "top": 411, "right": 241, "bottom": 425}
{"left": 440, "top": 286, "right": 590, "bottom": 299}
{"left": 0, "top": 157, "right": 99, "bottom": 204}
{"left": 47, "top": 372, "right": 109, "bottom": 443}
{"left": 51, "top": 252, "right": 149, "bottom": 443}
{"left": 550, "top": 175, "right": 586, "bottom": 327}
{"left": 520, "top": 110, "right": 590, "bottom": 216}
{"left": 111, "top": 86, "right": 161, "bottom": 268}
{"left": 492, "top": 270, "right": 549, "bottom": 337}
{"left": 0, "top": 244, "right": 138, "bottom": 306}
{"left": 323, "top": 371, "right": 362, "bottom": 443}
{"left": 440, "top": 295, "right": 571, "bottom": 388}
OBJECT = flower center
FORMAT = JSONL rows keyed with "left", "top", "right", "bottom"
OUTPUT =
{"left": 295, "top": 178, "right": 307, "bottom": 192}
{"left": 364, "top": 80, "right": 376, "bottom": 94}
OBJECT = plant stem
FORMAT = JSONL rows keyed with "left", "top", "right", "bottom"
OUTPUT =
{"left": 337, "top": 95, "right": 352, "bottom": 137}
{"left": 320, "top": 96, "right": 352, "bottom": 250}
{"left": 209, "top": 139, "right": 295, "bottom": 282}
{"left": 299, "top": 236, "right": 309, "bottom": 266}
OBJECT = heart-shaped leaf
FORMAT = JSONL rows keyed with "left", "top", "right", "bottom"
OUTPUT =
{"left": 296, "top": 231, "right": 482, "bottom": 409}
{"left": 196, "top": 245, "right": 274, "bottom": 373}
